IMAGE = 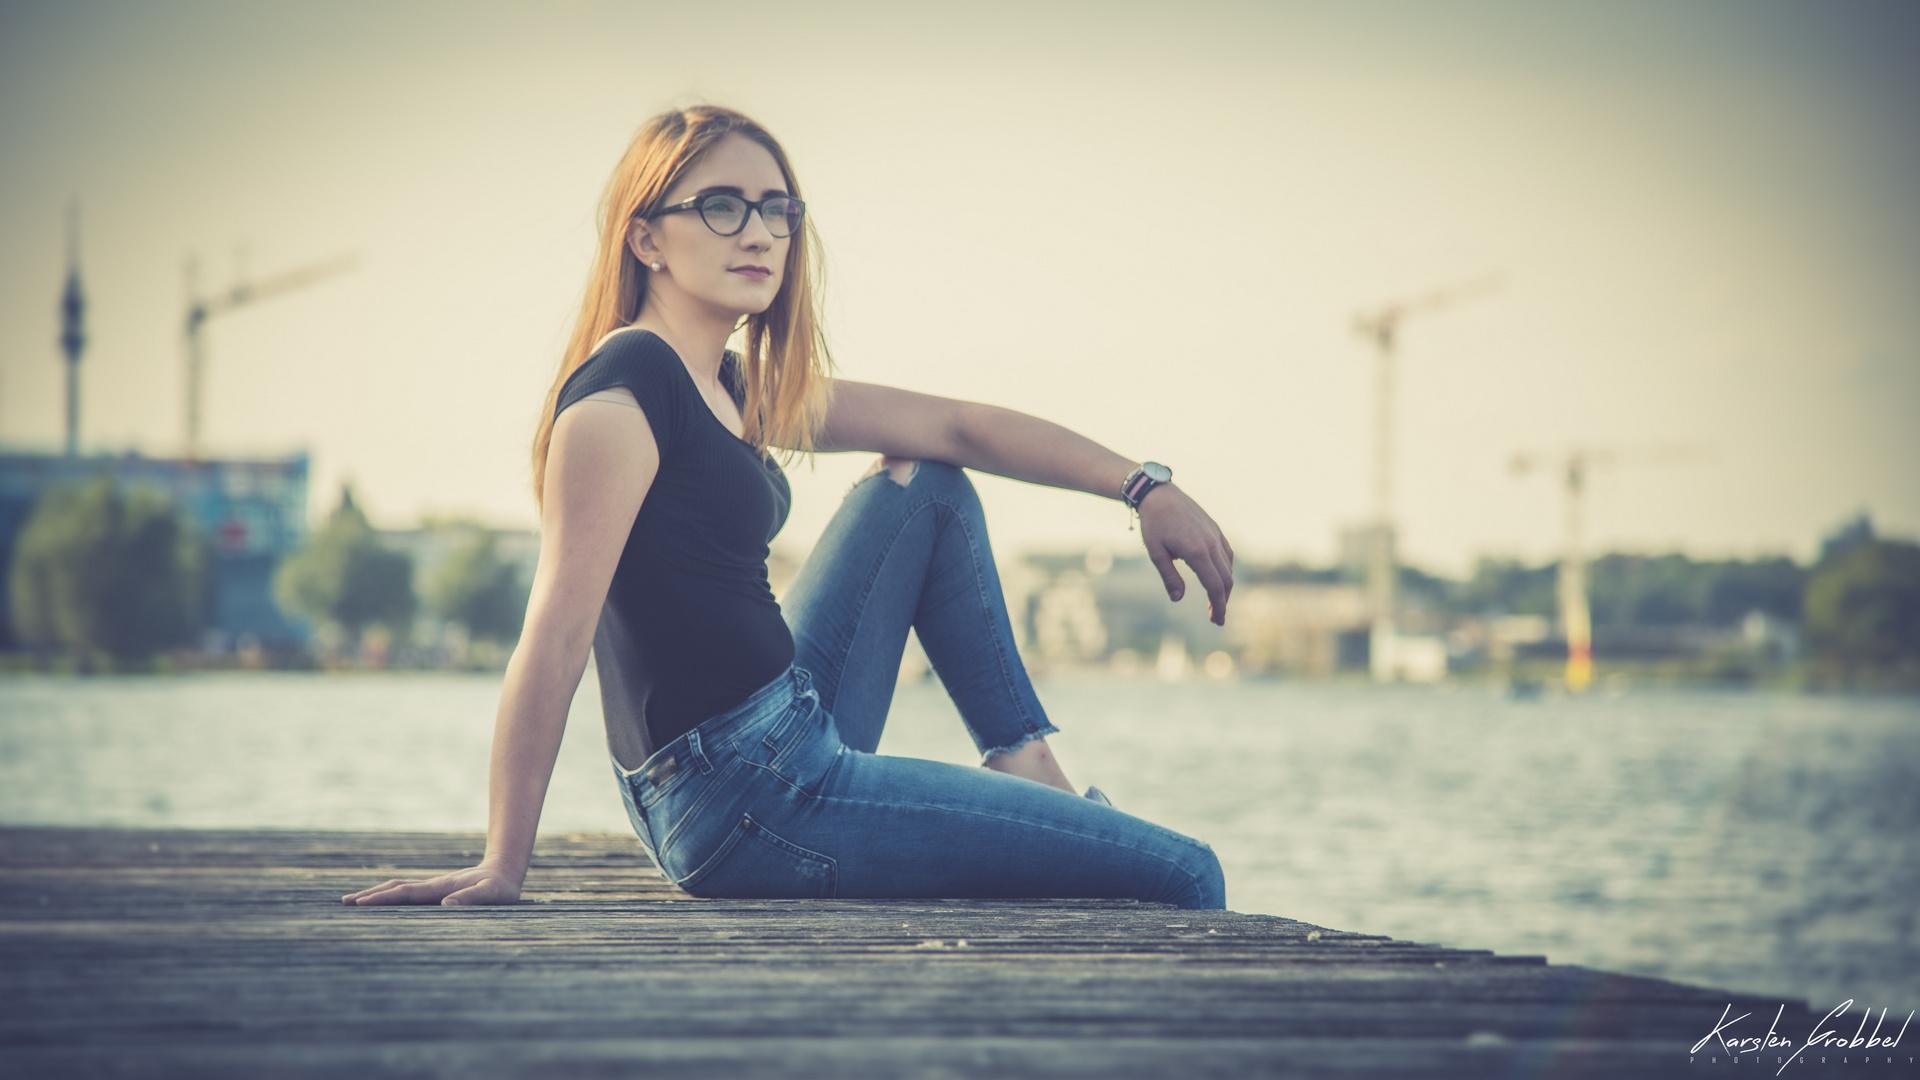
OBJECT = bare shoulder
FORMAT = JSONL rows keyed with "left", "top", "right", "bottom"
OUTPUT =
{"left": 550, "top": 389, "right": 659, "bottom": 491}
{"left": 577, "top": 387, "right": 640, "bottom": 409}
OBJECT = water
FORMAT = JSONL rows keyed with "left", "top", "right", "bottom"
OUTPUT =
{"left": 2, "top": 671, "right": 1915, "bottom": 1014}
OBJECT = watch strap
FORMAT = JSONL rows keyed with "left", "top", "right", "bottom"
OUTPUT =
{"left": 1121, "top": 463, "right": 1169, "bottom": 510}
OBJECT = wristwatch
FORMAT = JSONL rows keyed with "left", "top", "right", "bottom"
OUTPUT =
{"left": 1120, "top": 461, "right": 1172, "bottom": 510}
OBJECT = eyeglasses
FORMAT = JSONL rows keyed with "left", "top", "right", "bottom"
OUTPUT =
{"left": 648, "top": 193, "right": 806, "bottom": 239}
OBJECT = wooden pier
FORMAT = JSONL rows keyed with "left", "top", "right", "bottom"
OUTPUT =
{"left": 0, "top": 827, "right": 1871, "bottom": 1077}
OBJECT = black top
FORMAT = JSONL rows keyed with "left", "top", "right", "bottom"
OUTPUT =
{"left": 552, "top": 329, "right": 793, "bottom": 768}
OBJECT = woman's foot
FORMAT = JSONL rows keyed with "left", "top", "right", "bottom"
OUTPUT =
{"left": 984, "top": 737, "right": 1075, "bottom": 794}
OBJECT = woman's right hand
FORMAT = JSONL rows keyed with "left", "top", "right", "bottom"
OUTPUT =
{"left": 341, "top": 862, "right": 524, "bottom": 906}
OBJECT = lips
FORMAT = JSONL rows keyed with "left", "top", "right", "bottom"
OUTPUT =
{"left": 729, "top": 266, "right": 772, "bottom": 280}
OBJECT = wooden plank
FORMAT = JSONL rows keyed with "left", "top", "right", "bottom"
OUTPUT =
{"left": 0, "top": 827, "right": 1881, "bottom": 1078}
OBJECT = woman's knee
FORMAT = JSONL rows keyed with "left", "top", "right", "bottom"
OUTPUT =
{"left": 866, "top": 455, "right": 918, "bottom": 487}
{"left": 904, "top": 459, "right": 977, "bottom": 503}
{"left": 1166, "top": 840, "right": 1227, "bottom": 910}
{"left": 861, "top": 457, "right": 976, "bottom": 503}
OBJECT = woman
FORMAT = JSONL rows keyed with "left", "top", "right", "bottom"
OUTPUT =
{"left": 343, "top": 105, "right": 1235, "bottom": 911}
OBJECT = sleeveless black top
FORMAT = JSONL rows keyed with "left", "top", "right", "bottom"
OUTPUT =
{"left": 552, "top": 329, "right": 793, "bottom": 768}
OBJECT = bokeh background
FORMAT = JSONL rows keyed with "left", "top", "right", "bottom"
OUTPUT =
{"left": 4, "top": 0, "right": 1916, "bottom": 563}
{"left": 3, "top": 0, "right": 1917, "bottom": 1017}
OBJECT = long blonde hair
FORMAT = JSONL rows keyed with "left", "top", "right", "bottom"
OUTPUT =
{"left": 531, "top": 105, "right": 833, "bottom": 510}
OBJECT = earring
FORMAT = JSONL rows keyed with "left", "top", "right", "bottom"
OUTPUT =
{"left": 650, "top": 262, "right": 662, "bottom": 272}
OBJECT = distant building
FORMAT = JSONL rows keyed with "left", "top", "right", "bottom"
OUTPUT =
{"left": 1035, "top": 572, "right": 1111, "bottom": 663}
{"left": 1227, "top": 583, "right": 1371, "bottom": 676}
{"left": 1375, "top": 632, "right": 1449, "bottom": 683}
{"left": 0, "top": 449, "right": 310, "bottom": 650}
{"left": 1011, "top": 549, "right": 1239, "bottom": 675}
{"left": 1012, "top": 546, "right": 1428, "bottom": 679}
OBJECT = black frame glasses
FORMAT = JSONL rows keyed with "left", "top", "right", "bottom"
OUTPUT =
{"left": 648, "top": 193, "right": 806, "bottom": 239}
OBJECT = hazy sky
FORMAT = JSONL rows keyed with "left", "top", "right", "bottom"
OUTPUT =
{"left": 3, "top": 0, "right": 1916, "bottom": 574}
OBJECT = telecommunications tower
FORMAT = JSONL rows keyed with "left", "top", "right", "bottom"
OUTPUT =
{"left": 58, "top": 204, "right": 87, "bottom": 456}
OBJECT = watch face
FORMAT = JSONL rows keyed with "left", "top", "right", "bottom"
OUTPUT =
{"left": 1142, "top": 462, "right": 1172, "bottom": 484}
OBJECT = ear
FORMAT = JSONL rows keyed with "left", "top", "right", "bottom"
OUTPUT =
{"left": 626, "top": 218, "right": 661, "bottom": 264}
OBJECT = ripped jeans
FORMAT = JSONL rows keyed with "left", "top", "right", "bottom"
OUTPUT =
{"left": 611, "top": 460, "right": 1226, "bottom": 910}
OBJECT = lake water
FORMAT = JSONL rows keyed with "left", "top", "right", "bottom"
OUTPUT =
{"left": 2, "top": 671, "right": 1915, "bottom": 1015}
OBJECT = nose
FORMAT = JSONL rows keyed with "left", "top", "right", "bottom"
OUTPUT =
{"left": 737, "top": 207, "right": 777, "bottom": 251}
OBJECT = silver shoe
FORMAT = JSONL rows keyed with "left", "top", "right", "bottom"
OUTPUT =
{"left": 1084, "top": 785, "right": 1114, "bottom": 808}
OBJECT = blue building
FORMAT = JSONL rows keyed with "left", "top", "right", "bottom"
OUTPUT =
{"left": 0, "top": 450, "right": 311, "bottom": 650}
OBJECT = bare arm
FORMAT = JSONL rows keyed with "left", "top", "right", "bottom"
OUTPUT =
{"left": 343, "top": 389, "right": 657, "bottom": 905}
{"left": 816, "top": 380, "right": 1235, "bottom": 624}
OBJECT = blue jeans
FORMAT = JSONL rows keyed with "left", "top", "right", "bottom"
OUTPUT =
{"left": 610, "top": 461, "right": 1226, "bottom": 910}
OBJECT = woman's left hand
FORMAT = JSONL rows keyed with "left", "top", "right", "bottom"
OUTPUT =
{"left": 1136, "top": 484, "right": 1235, "bottom": 625}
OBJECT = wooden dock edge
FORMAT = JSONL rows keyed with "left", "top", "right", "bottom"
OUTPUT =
{"left": 2, "top": 827, "right": 1875, "bottom": 1079}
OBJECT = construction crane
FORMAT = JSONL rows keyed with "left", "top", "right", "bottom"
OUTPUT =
{"left": 1351, "top": 271, "right": 1501, "bottom": 680}
{"left": 182, "top": 250, "right": 356, "bottom": 459}
{"left": 1510, "top": 445, "right": 1707, "bottom": 692}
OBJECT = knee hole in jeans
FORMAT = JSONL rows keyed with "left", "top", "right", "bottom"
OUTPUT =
{"left": 878, "top": 456, "right": 919, "bottom": 487}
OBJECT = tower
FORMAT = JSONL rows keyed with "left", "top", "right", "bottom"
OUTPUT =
{"left": 59, "top": 204, "right": 87, "bottom": 456}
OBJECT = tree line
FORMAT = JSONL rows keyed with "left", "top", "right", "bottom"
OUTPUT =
{"left": 7, "top": 478, "right": 529, "bottom": 671}
{"left": 6, "top": 479, "right": 1917, "bottom": 687}
{"left": 1408, "top": 515, "right": 1918, "bottom": 686}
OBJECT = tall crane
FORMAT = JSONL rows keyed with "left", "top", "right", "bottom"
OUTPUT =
{"left": 1510, "top": 445, "right": 1707, "bottom": 691}
{"left": 1351, "top": 271, "right": 1501, "bottom": 680}
{"left": 182, "top": 250, "right": 356, "bottom": 459}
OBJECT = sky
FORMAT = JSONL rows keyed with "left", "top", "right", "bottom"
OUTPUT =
{"left": 2, "top": 0, "right": 1916, "bottom": 575}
